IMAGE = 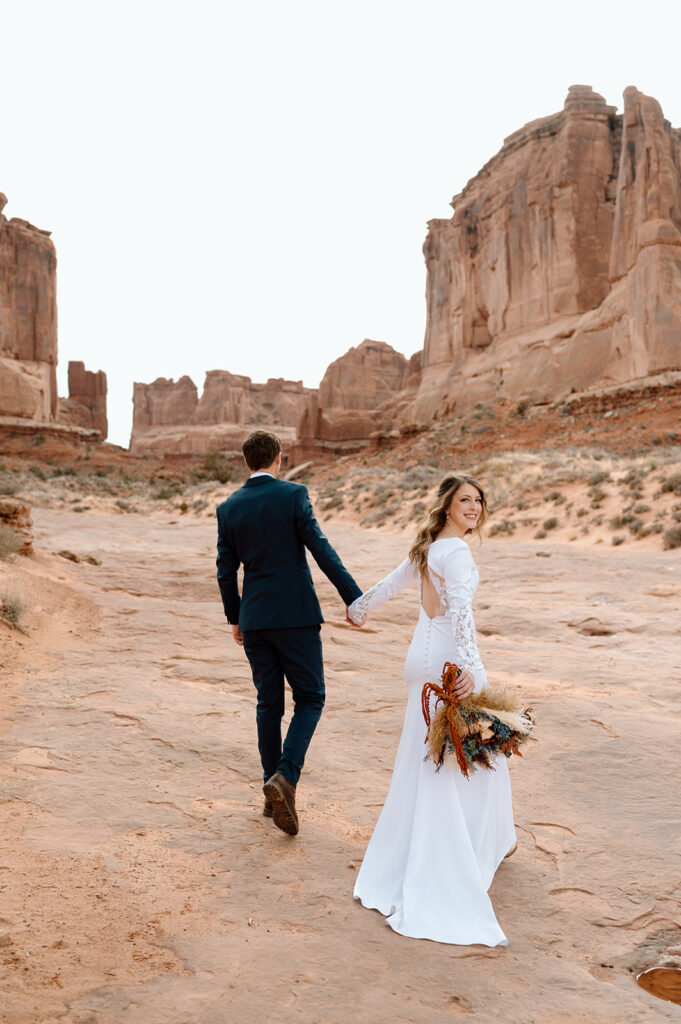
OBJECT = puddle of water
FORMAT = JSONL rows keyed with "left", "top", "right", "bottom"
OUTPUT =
{"left": 636, "top": 966, "right": 681, "bottom": 1005}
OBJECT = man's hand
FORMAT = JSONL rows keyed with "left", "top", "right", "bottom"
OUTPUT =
{"left": 231, "top": 624, "right": 244, "bottom": 647}
{"left": 345, "top": 606, "right": 364, "bottom": 628}
{"left": 452, "top": 668, "right": 475, "bottom": 699}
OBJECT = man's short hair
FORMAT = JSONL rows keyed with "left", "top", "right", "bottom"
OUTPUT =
{"left": 242, "top": 431, "right": 282, "bottom": 471}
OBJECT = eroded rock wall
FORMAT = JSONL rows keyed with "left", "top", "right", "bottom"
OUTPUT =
{"left": 130, "top": 372, "right": 312, "bottom": 455}
{"left": 58, "top": 361, "right": 108, "bottom": 438}
{"left": 412, "top": 85, "right": 681, "bottom": 421}
{"left": 0, "top": 194, "right": 58, "bottom": 422}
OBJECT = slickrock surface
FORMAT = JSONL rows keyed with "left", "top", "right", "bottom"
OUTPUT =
{"left": 408, "top": 85, "right": 681, "bottom": 422}
{"left": 1, "top": 507, "right": 679, "bottom": 1022}
{"left": 0, "top": 195, "right": 58, "bottom": 422}
{"left": 131, "top": 374, "right": 312, "bottom": 455}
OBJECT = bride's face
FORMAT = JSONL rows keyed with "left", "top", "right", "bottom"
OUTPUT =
{"left": 446, "top": 484, "right": 483, "bottom": 534}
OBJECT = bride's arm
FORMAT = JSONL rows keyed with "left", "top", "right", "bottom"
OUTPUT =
{"left": 347, "top": 557, "right": 417, "bottom": 624}
{"left": 440, "top": 543, "right": 478, "bottom": 674}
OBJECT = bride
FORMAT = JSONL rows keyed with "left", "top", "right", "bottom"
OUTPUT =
{"left": 348, "top": 473, "right": 516, "bottom": 946}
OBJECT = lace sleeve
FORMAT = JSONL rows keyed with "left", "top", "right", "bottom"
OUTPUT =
{"left": 348, "top": 557, "right": 417, "bottom": 624}
{"left": 440, "top": 543, "right": 477, "bottom": 673}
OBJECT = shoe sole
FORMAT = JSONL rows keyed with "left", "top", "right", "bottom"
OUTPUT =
{"left": 504, "top": 842, "right": 518, "bottom": 859}
{"left": 263, "top": 804, "right": 273, "bottom": 818}
{"left": 263, "top": 780, "right": 299, "bottom": 836}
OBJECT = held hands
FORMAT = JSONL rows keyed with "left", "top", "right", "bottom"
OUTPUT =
{"left": 231, "top": 624, "right": 244, "bottom": 647}
{"left": 345, "top": 606, "right": 365, "bottom": 628}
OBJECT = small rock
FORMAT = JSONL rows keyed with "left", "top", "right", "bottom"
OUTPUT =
{"left": 535, "top": 551, "right": 552, "bottom": 558}
{"left": 348, "top": 861, "right": 357, "bottom": 870}
{"left": 57, "top": 550, "right": 80, "bottom": 563}
{"left": 83, "top": 555, "right": 101, "bottom": 565}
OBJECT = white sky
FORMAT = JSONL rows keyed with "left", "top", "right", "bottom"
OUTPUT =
{"left": 2, "top": 0, "right": 680, "bottom": 446}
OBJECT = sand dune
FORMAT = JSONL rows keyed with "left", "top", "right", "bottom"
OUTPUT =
{"left": 1, "top": 507, "right": 680, "bottom": 1022}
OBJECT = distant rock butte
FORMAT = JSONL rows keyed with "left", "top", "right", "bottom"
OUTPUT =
{"left": 59, "top": 361, "right": 108, "bottom": 439}
{"left": 292, "top": 340, "right": 419, "bottom": 462}
{"left": 411, "top": 84, "right": 681, "bottom": 421}
{"left": 129, "top": 373, "right": 313, "bottom": 455}
{"left": 0, "top": 193, "right": 107, "bottom": 438}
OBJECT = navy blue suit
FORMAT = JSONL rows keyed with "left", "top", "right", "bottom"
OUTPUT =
{"left": 216, "top": 474, "right": 361, "bottom": 785}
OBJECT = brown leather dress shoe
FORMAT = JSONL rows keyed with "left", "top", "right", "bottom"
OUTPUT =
{"left": 263, "top": 797, "right": 273, "bottom": 817}
{"left": 263, "top": 772, "right": 299, "bottom": 836}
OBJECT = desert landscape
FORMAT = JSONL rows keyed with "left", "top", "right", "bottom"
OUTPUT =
{"left": 2, "top": 78, "right": 681, "bottom": 1022}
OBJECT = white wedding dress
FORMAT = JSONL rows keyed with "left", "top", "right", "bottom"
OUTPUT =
{"left": 348, "top": 537, "right": 516, "bottom": 946}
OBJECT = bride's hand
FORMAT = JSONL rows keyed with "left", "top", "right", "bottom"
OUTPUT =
{"left": 453, "top": 669, "right": 475, "bottom": 699}
{"left": 346, "top": 606, "right": 365, "bottom": 627}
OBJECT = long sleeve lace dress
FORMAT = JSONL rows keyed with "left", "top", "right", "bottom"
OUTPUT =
{"left": 348, "top": 537, "right": 516, "bottom": 946}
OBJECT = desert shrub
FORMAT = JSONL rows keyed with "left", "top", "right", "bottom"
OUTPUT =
{"left": 179, "top": 501, "right": 189, "bottom": 514}
{"left": 612, "top": 535, "right": 625, "bottom": 546}
{"left": 661, "top": 473, "right": 681, "bottom": 496}
{"left": 52, "top": 465, "right": 77, "bottom": 477}
{"left": 0, "top": 476, "right": 20, "bottom": 495}
{"left": 588, "top": 470, "right": 611, "bottom": 486}
{"left": 663, "top": 524, "right": 681, "bottom": 550}
{"left": 1, "top": 591, "right": 25, "bottom": 624}
{"left": 588, "top": 487, "right": 608, "bottom": 503}
{"left": 322, "top": 493, "right": 344, "bottom": 511}
{"left": 192, "top": 499, "right": 208, "bottom": 513}
{"left": 153, "top": 481, "right": 183, "bottom": 500}
{"left": 628, "top": 517, "right": 644, "bottom": 534}
{"left": 115, "top": 500, "right": 133, "bottom": 513}
{"left": 543, "top": 517, "right": 558, "bottom": 531}
{"left": 0, "top": 524, "right": 22, "bottom": 560}
{"left": 28, "top": 465, "right": 47, "bottom": 480}
{"left": 411, "top": 501, "right": 427, "bottom": 520}
{"left": 576, "top": 508, "right": 588, "bottom": 518}
{"left": 203, "top": 451, "right": 231, "bottom": 484}
{"left": 515, "top": 399, "right": 529, "bottom": 417}
{"left": 489, "top": 519, "right": 516, "bottom": 537}
{"left": 534, "top": 529, "right": 547, "bottom": 539}
{"left": 361, "top": 509, "right": 387, "bottom": 528}
{"left": 633, "top": 503, "right": 651, "bottom": 515}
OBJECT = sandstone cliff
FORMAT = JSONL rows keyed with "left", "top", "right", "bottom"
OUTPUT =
{"left": 411, "top": 85, "right": 681, "bottom": 420}
{"left": 292, "top": 340, "right": 418, "bottom": 461}
{"left": 58, "top": 361, "right": 108, "bottom": 439}
{"left": 0, "top": 194, "right": 58, "bottom": 422}
{"left": 130, "top": 373, "right": 312, "bottom": 455}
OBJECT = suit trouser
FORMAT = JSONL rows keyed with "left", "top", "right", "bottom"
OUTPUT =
{"left": 242, "top": 625, "right": 325, "bottom": 787}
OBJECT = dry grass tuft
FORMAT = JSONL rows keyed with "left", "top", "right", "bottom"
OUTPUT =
{"left": 1, "top": 591, "right": 26, "bottom": 626}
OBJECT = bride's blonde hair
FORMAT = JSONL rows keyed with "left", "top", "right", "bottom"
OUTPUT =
{"left": 408, "top": 473, "right": 489, "bottom": 576}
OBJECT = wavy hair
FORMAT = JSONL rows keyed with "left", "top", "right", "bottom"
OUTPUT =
{"left": 408, "top": 473, "right": 488, "bottom": 577}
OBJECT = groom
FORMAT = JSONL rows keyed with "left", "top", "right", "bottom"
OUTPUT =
{"left": 216, "top": 430, "right": 362, "bottom": 836}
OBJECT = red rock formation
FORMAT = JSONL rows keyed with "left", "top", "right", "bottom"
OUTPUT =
{"left": 130, "top": 373, "right": 312, "bottom": 455}
{"left": 291, "top": 340, "right": 416, "bottom": 461}
{"left": 0, "top": 194, "right": 58, "bottom": 422}
{"left": 58, "top": 362, "right": 108, "bottom": 438}
{"left": 0, "top": 497, "right": 33, "bottom": 556}
{"left": 132, "top": 376, "right": 199, "bottom": 433}
{"left": 412, "top": 85, "right": 681, "bottom": 421}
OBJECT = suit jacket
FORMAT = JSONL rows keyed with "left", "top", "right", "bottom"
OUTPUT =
{"left": 216, "top": 475, "right": 362, "bottom": 631}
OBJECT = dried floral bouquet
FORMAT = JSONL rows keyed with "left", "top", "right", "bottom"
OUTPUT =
{"left": 421, "top": 662, "right": 534, "bottom": 778}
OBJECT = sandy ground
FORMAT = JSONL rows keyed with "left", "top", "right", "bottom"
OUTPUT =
{"left": 1, "top": 507, "right": 680, "bottom": 1023}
